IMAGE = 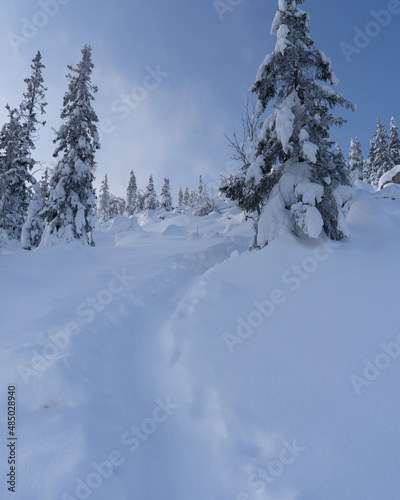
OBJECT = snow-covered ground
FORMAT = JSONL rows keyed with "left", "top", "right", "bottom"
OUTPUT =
{"left": 1, "top": 184, "right": 400, "bottom": 500}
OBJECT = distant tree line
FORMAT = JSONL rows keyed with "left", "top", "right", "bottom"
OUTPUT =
{"left": 97, "top": 172, "right": 217, "bottom": 222}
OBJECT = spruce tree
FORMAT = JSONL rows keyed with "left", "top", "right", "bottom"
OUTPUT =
{"left": 183, "top": 187, "right": 190, "bottom": 205}
{"left": 117, "top": 197, "right": 126, "bottom": 216}
{"left": 108, "top": 194, "right": 125, "bottom": 219}
{"left": 0, "top": 106, "right": 35, "bottom": 239}
{"left": 368, "top": 115, "right": 391, "bottom": 188}
{"left": 198, "top": 175, "right": 204, "bottom": 200}
{"left": 161, "top": 178, "right": 173, "bottom": 211}
{"left": 0, "top": 53, "right": 46, "bottom": 242}
{"left": 126, "top": 170, "right": 137, "bottom": 216}
{"left": 98, "top": 174, "right": 111, "bottom": 221}
{"left": 333, "top": 143, "right": 347, "bottom": 171}
{"left": 348, "top": 137, "right": 363, "bottom": 181}
{"left": 178, "top": 186, "right": 184, "bottom": 206}
{"left": 389, "top": 117, "right": 400, "bottom": 167}
{"left": 193, "top": 181, "right": 214, "bottom": 216}
{"left": 20, "top": 51, "right": 47, "bottom": 161}
{"left": 42, "top": 45, "right": 100, "bottom": 246}
{"left": 136, "top": 190, "right": 145, "bottom": 212}
{"left": 362, "top": 158, "right": 372, "bottom": 183}
{"left": 40, "top": 168, "right": 50, "bottom": 205}
{"left": 143, "top": 174, "right": 159, "bottom": 210}
{"left": 223, "top": 0, "right": 354, "bottom": 247}
{"left": 21, "top": 182, "right": 45, "bottom": 250}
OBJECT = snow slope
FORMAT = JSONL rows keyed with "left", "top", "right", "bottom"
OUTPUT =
{"left": 1, "top": 186, "right": 400, "bottom": 500}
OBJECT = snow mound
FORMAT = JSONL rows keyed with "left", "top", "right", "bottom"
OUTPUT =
{"left": 374, "top": 183, "right": 400, "bottom": 200}
{"left": 378, "top": 165, "right": 400, "bottom": 189}
{"left": 162, "top": 224, "right": 187, "bottom": 237}
{"left": 106, "top": 216, "right": 140, "bottom": 235}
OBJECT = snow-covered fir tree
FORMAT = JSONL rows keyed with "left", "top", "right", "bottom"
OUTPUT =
{"left": 43, "top": 45, "right": 100, "bottom": 246}
{"left": 136, "top": 190, "right": 145, "bottom": 212}
{"left": 0, "top": 106, "right": 35, "bottom": 239}
{"left": 177, "top": 186, "right": 184, "bottom": 206}
{"left": 222, "top": 0, "right": 354, "bottom": 247}
{"left": 193, "top": 183, "right": 215, "bottom": 216}
{"left": 189, "top": 189, "right": 196, "bottom": 204}
{"left": 193, "top": 175, "right": 214, "bottom": 214}
{"left": 333, "top": 143, "right": 347, "bottom": 171}
{"left": 348, "top": 137, "right": 363, "bottom": 181}
{"left": 126, "top": 170, "right": 137, "bottom": 216}
{"left": 161, "top": 178, "right": 173, "bottom": 211}
{"left": 190, "top": 176, "right": 213, "bottom": 216}
{"left": 108, "top": 195, "right": 125, "bottom": 218}
{"left": 183, "top": 187, "right": 190, "bottom": 205}
{"left": 368, "top": 115, "right": 391, "bottom": 188}
{"left": 98, "top": 174, "right": 111, "bottom": 221}
{"left": 1, "top": 52, "right": 47, "bottom": 242}
{"left": 21, "top": 181, "right": 45, "bottom": 250}
{"left": 144, "top": 174, "right": 159, "bottom": 210}
{"left": 40, "top": 168, "right": 50, "bottom": 205}
{"left": 20, "top": 51, "right": 47, "bottom": 164}
{"left": 389, "top": 116, "right": 400, "bottom": 167}
{"left": 362, "top": 158, "right": 372, "bottom": 183}
{"left": 197, "top": 175, "right": 204, "bottom": 200}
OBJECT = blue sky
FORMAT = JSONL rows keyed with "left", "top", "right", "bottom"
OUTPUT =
{"left": 1, "top": 0, "right": 399, "bottom": 199}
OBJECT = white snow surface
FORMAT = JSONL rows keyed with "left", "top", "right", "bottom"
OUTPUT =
{"left": 2, "top": 193, "right": 400, "bottom": 499}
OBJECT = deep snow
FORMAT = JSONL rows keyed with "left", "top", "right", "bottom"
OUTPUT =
{"left": 1, "top": 185, "right": 400, "bottom": 500}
